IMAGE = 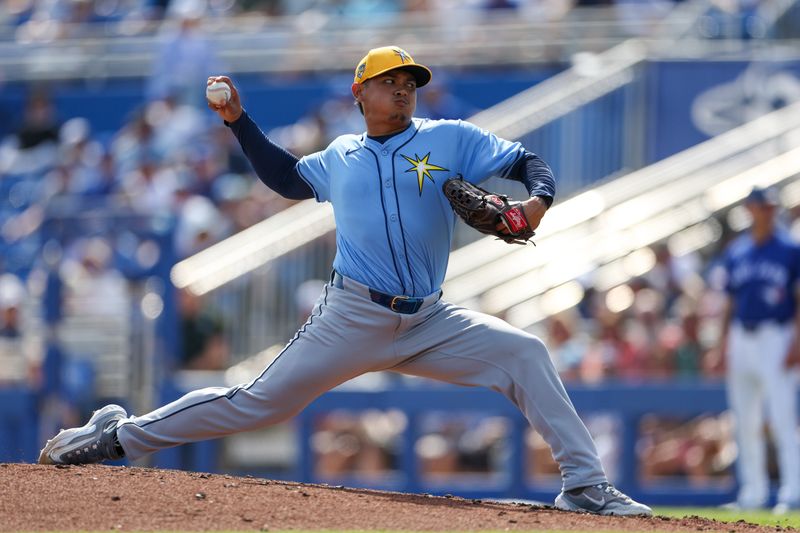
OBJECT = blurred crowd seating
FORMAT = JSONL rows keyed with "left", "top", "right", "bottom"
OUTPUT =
{"left": 0, "top": 0, "right": 680, "bottom": 32}
{"left": 5, "top": 0, "right": 785, "bottom": 49}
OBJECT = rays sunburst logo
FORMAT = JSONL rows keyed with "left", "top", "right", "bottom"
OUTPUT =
{"left": 401, "top": 152, "right": 448, "bottom": 196}
{"left": 393, "top": 48, "right": 410, "bottom": 63}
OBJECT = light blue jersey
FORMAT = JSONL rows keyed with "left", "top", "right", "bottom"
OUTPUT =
{"left": 297, "top": 118, "right": 535, "bottom": 296}
{"left": 723, "top": 230, "right": 800, "bottom": 325}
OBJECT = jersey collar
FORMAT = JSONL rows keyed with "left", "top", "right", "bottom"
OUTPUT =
{"left": 363, "top": 118, "right": 421, "bottom": 150}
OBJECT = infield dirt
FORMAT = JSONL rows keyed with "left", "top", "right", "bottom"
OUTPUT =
{"left": 0, "top": 463, "right": 792, "bottom": 532}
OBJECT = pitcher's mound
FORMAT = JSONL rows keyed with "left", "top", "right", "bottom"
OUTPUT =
{"left": 0, "top": 464, "right": 783, "bottom": 531}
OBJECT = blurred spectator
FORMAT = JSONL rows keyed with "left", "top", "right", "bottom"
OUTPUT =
{"left": 545, "top": 310, "right": 589, "bottom": 381}
{"left": 206, "top": 121, "right": 252, "bottom": 176}
{"left": 644, "top": 244, "right": 681, "bottom": 310}
{"left": 313, "top": 409, "right": 404, "bottom": 478}
{"left": 146, "top": 96, "right": 207, "bottom": 160}
{"left": 0, "top": 88, "right": 61, "bottom": 176}
{"left": 614, "top": 0, "right": 673, "bottom": 37}
{"left": 60, "top": 235, "right": 128, "bottom": 314}
{"left": 235, "top": 0, "right": 282, "bottom": 15}
{"left": 268, "top": 107, "right": 329, "bottom": 156}
{"left": 481, "top": 0, "right": 520, "bottom": 12}
{"left": 79, "top": 150, "right": 119, "bottom": 197}
{"left": 269, "top": 95, "right": 364, "bottom": 155}
{"left": 415, "top": 76, "right": 477, "bottom": 120}
{"left": 178, "top": 287, "right": 229, "bottom": 370}
{"left": 118, "top": 155, "right": 181, "bottom": 215}
{"left": 147, "top": 0, "right": 223, "bottom": 107}
{"left": 672, "top": 305, "right": 705, "bottom": 378}
{"left": 211, "top": 172, "right": 256, "bottom": 232}
{"left": 56, "top": 117, "right": 111, "bottom": 196}
{"left": 455, "top": 415, "right": 508, "bottom": 473}
{"left": 174, "top": 194, "right": 231, "bottom": 258}
{"left": 581, "top": 310, "right": 633, "bottom": 382}
{"left": 16, "top": 88, "right": 60, "bottom": 150}
{"left": 110, "top": 108, "right": 160, "bottom": 176}
{"left": 0, "top": 273, "right": 41, "bottom": 386}
{"left": 700, "top": 0, "right": 766, "bottom": 40}
{"left": 625, "top": 286, "right": 665, "bottom": 378}
{"left": 314, "top": 0, "right": 403, "bottom": 23}
{"left": 416, "top": 412, "right": 508, "bottom": 478}
{"left": 639, "top": 413, "right": 734, "bottom": 484}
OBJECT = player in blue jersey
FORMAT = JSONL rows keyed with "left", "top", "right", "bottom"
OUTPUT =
{"left": 717, "top": 186, "right": 800, "bottom": 513}
{"left": 38, "top": 46, "right": 650, "bottom": 516}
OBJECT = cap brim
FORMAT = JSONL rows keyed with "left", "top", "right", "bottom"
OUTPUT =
{"left": 398, "top": 65, "right": 432, "bottom": 87}
{"left": 364, "top": 64, "right": 432, "bottom": 87}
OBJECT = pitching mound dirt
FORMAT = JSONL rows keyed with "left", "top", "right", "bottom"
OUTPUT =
{"left": 0, "top": 463, "right": 792, "bottom": 532}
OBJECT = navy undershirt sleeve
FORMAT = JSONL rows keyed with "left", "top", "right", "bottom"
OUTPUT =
{"left": 504, "top": 150, "right": 555, "bottom": 207}
{"left": 226, "top": 110, "right": 314, "bottom": 200}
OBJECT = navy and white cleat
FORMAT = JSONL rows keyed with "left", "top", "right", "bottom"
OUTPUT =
{"left": 38, "top": 404, "right": 127, "bottom": 465}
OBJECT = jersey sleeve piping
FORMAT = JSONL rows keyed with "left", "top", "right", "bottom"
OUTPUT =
{"left": 295, "top": 166, "right": 321, "bottom": 202}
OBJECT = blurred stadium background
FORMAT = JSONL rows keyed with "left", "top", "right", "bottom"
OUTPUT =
{"left": 1, "top": 0, "right": 800, "bottom": 508}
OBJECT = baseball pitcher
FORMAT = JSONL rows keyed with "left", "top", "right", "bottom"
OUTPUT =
{"left": 38, "top": 46, "right": 651, "bottom": 516}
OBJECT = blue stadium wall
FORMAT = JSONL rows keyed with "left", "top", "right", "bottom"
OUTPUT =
{"left": 646, "top": 59, "right": 800, "bottom": 162}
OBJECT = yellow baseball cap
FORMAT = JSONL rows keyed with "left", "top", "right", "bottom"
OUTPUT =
{"left": 353, "top": 46, "right": 432, "bottom": 87}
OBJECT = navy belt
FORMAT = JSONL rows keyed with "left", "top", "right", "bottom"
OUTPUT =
{"left": 332, "top": 272, "right": 424, "bottom": 314}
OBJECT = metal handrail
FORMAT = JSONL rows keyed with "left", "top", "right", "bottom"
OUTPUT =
{"left": 171, "top": 198, "right": 333, "bottom": 295}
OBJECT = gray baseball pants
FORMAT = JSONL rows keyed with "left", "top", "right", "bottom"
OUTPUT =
{"left": 117, "top": 273, "right": 607, "bottom": 490}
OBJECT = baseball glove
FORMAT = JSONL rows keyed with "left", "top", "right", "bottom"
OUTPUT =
{"left": 442, "top": 177, "right": 535, "bottom": 245}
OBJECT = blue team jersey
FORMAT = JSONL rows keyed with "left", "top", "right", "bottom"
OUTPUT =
{"left": 722, "top": 230, "right": 800, "bottom": 325}
{"left": 296, "top": 118, "right": 541, "bottom": 296}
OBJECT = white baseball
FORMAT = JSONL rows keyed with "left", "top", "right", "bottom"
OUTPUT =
{"left": 206, "top": 81, "right": 231, "bottom": 105}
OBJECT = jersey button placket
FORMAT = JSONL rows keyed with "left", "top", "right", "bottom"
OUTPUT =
{"left": 382, "top": 154, "right": 411, "bottom": 292}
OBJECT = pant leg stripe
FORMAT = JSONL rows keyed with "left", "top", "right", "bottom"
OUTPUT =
{"left": 128, "top": 284, "right": 331, "bottom": 429}
{"left": 238, "top": 283, "right": 330, "bottom": 394}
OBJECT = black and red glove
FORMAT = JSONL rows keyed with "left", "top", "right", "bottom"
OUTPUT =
{"left": 443, "top": 177, "right": 535, "bottom": 245}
